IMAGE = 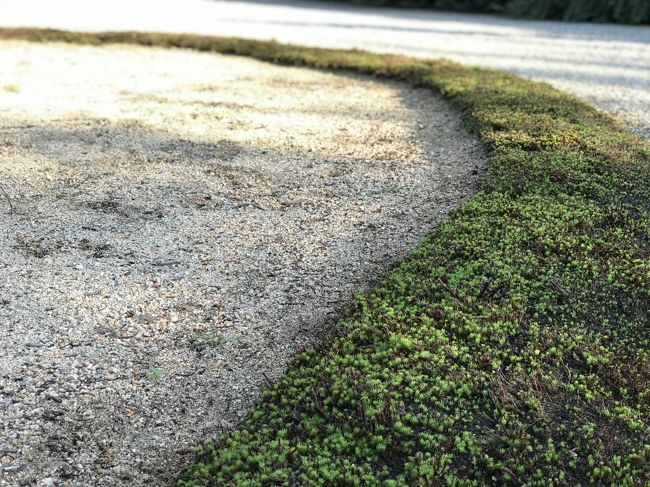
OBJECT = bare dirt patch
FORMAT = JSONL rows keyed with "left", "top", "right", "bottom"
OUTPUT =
{"left": 0, "top": 41, "right": 485, "bottom": 486}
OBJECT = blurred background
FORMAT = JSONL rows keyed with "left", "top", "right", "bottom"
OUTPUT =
{"left": 1, "top": 0, "right": 649, "bottom": 138}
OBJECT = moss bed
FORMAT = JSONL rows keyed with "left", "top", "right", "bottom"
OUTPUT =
{"left": 1, "top": 29, "right": 648, "bottom": 485}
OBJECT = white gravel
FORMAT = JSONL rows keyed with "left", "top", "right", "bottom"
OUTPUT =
{"left": 0, "top": 41, "right": 484, "bottom": 486}
{"left": 0, "top": 0, "right": 648, "bottom": 139}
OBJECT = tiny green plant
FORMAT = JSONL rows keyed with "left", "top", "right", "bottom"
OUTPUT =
{"left": 148, "top": 367, "right": 164, "bottom": 381}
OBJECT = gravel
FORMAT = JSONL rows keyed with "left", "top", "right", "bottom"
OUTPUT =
{"left": 0, "top": 0, "right": 648, "bottom": 139}
{"left": 0, "top": 41, "right": 485, "bottom": 486}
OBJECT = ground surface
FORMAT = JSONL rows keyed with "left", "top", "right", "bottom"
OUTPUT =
{"left": 0, "top": 41, "right": 484, "bottom": 486}
{"left": 0, "top": 0, "right": 648, "bottom": 139}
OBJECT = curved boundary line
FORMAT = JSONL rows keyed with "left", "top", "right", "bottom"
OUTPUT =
{"left": 1, "top": 29, "right": 648, "bottom": 485}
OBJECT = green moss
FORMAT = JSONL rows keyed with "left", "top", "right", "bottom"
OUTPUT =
{"left": 3, "top": 83, "right": 20, "bottom": 93}
{"left": 1, "top": 29, "right": 647, "bottom": 485}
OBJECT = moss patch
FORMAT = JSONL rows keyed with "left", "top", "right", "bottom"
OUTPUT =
{"left": 3, "top": 83, "right": 20, "bottom": 93}
{"left": 1, "top": 29, "right": 648, "bottom": 485}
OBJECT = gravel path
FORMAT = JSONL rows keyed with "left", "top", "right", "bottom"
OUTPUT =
{"left": 0, "top": 41, "right": 484, "bottom": 486}
{"left": 1, "top": 0, "right": 649, "bottom": 139}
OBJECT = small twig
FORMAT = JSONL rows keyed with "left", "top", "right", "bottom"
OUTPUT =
{"left": 232, "top": 200, "right": 266, "bottom": 211}
{"left": 477, "top": 277, "right": 493, "bottom": 300}
{"left": 262, "top": 372, "right": 274, "bottom": 388}
{"left": 151, "top": 260, "right": 181, "bottom": 267}
{"left": 502, "top": 466, "right": 521, "bottom": 484}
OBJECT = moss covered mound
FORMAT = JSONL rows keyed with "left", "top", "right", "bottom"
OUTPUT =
{"left": 1, "top": 29, "right": 648, "bottom": 485}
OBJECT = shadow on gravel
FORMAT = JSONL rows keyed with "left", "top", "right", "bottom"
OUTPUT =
{"left": 9, "top": 122, "right": 242, "bottom": 168}
{"left": 0, "top": 106, "right": 483, "bottom": 484}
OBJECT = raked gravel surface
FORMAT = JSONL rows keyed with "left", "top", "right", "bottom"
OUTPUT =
{"left": 0, "top": 0, "right": 649, "bottom": 139}
{"left": 0, "top": 41, "right": 485, "bottom": 486}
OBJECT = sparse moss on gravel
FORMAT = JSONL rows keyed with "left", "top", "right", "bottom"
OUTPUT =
{"left": 1, "top": 29, "right": 648, "bottom": 485}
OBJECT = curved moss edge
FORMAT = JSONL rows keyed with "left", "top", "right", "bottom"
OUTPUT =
{"left": 2, "top": 29, "right": 649, "bottom": 485}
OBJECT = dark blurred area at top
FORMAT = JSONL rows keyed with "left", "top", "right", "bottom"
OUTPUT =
{"left": 333, "top": 0, "right": 650, "bottom": 24}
